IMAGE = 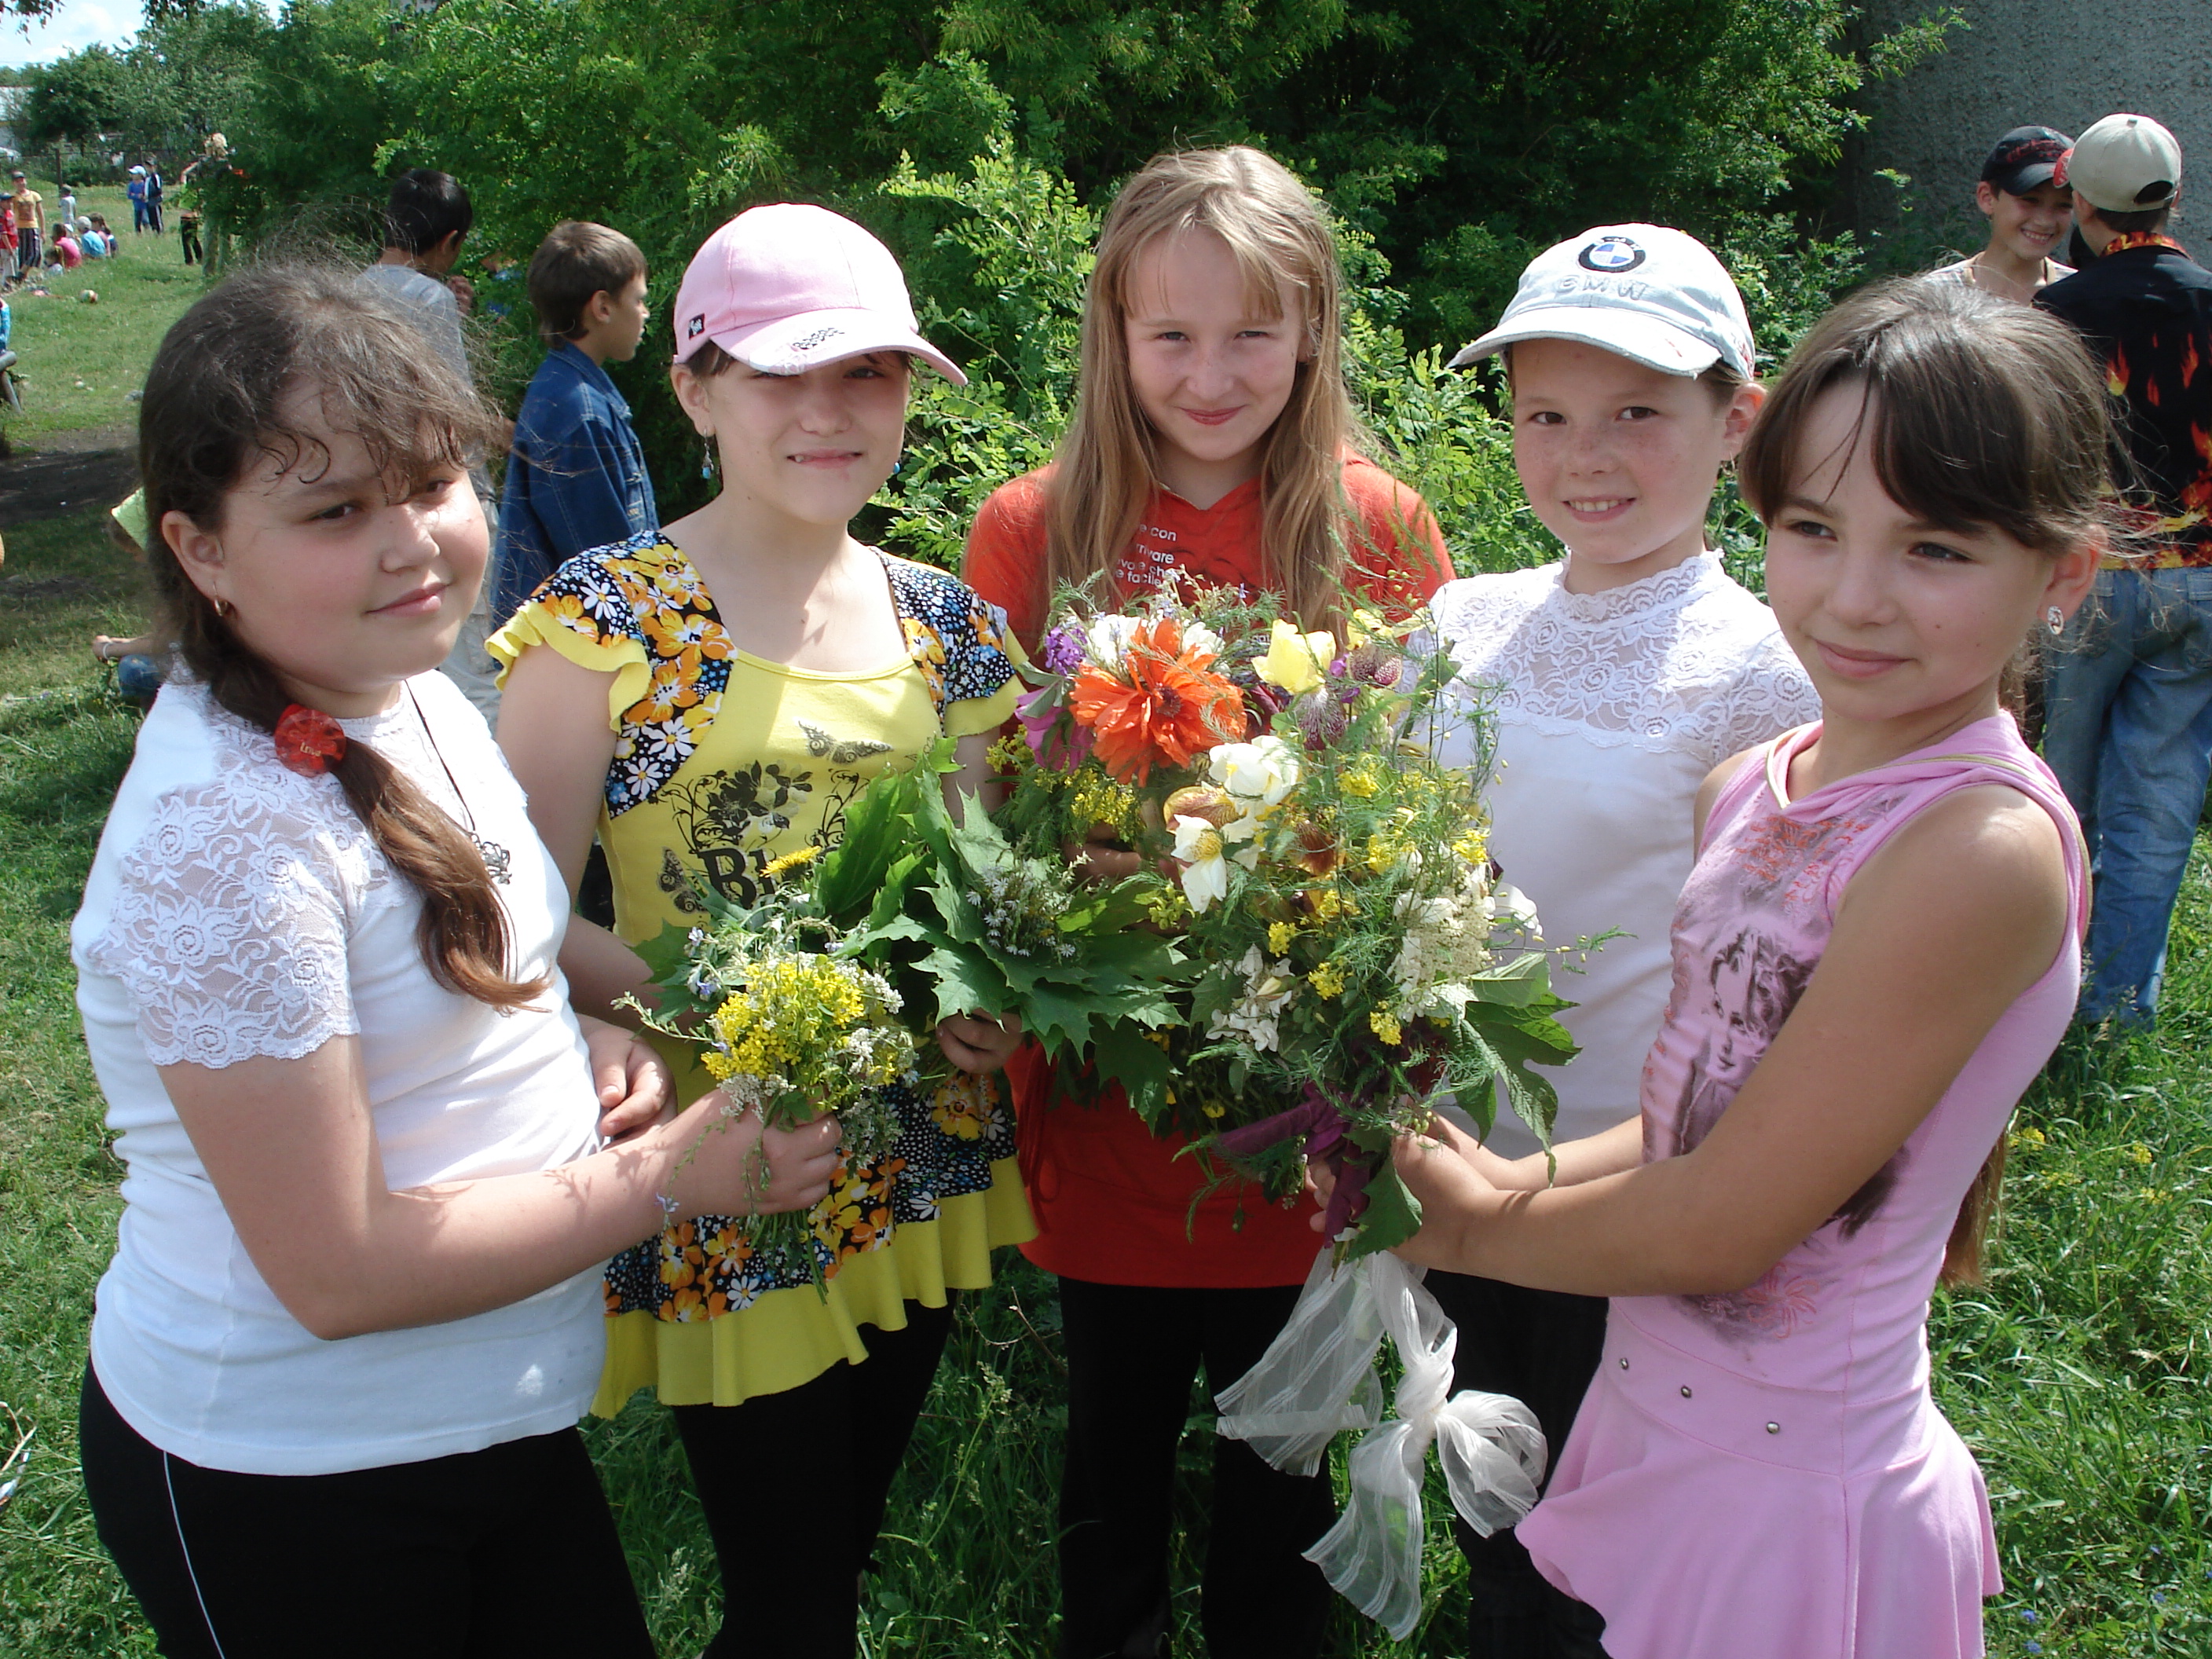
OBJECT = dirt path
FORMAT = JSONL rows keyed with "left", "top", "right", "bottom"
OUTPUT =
{"left": 0, "top": 437, "right": 136, "bottom": 532}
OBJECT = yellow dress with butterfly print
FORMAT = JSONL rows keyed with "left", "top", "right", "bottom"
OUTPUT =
{"left": 490, "top": 532, "right": 1035, "bottom": 1411}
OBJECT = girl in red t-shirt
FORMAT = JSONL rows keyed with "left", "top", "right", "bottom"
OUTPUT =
{"left": 962, "top": 145, "right": 1452, "bottom": 1658}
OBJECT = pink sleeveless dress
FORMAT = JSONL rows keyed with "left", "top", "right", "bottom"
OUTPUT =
{"left": 1516, "top": 714, "right": 2085, "bottom": 1659}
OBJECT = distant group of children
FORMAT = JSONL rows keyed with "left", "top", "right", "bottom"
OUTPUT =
{"left": 65, "top": 108, "right": 2208, "bottom": 1659}
{"left": 5, "top": 169, "right": 131, "bottom": 284}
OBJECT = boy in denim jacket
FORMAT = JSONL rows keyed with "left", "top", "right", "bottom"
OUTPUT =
{"left": 493, "top": 222, "right": 657, "bottom": 625}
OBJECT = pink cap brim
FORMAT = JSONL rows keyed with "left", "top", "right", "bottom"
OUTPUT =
{"left": 690, "top": 307, "right": 967, "bottom": 386}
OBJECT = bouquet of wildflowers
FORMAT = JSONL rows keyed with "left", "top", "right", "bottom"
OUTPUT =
{"left": 631, "top": 739, "right": 1188, "bottom": 1273}
{"left": 1000, "top": 586, "right": 1579, "bottom": 1258}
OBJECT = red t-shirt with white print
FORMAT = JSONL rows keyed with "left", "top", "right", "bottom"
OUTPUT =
{"left": 963, "top": 456, "right": 1453, "bottom": 1287}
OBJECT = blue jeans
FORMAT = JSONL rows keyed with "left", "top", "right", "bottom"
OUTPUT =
{"left": 2042, "top": 566, "right": 2212, "bottom": 1023}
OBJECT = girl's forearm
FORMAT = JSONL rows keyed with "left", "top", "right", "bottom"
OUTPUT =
{"left": 291, "top": 1102, "right": 720, "bottom": 1340}
{"left": 1481, "top": 1116, "right": 1644, "bottom": 1192}
{"left": 1406, "top": 1148, "right": 1763, "bottom": 1299}
{"left": 556, "top": 917, "right": 654, "bottom": 1026}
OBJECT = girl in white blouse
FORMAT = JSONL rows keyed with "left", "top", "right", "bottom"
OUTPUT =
{"left": 1422, "top": 226, "right": 1819, "bottom": 1658}
{"left": 71, "top": 266, "right": 842, "bottom": 1657}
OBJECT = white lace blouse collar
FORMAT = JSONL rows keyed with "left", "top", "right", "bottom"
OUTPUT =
{"left": 1546, "top": 549, "right": 1724, "bottom": 625}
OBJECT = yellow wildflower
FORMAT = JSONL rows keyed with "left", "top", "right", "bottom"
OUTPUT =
{"left": 1071, "top": 775, "right": 1139, "bottom": 837}
{"left": 2127, "top": 1141, "right": 2154, "bottom": 1166}
{"left": 1203, "top": 1101, "right": 1226, "bottom": 1119}
{"left": 1268, "top": 920, "right": 1298, "bottom": 955}
{"left": 1309, "top": 961, "right": 1346, "bottom": 999}
{"left": 1340, "top": 756, "right": 1382, "bottom": 799}
{"left": 1369, "top": 1008, "right": 1402, "bottom": 1046}
{"left": 1452, "top": 825, "right": 1491, "bottom": 867}
{"left": 2008, "top": 1126, "right": 2046, "bottom": 1152}
{"left": 1305, "top": 887, "right": 1353, "bottom": 924}
{"left": 764, "top": 844, "right": 824, "bottom": 879}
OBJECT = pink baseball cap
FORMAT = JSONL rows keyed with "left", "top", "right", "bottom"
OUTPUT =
{"left": 670, "top": 203, "right": 966, "bottom": 383}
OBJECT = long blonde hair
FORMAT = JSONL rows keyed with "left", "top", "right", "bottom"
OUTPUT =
{"left": 1046, "top": 146, "right": 1372, "bottom": 629}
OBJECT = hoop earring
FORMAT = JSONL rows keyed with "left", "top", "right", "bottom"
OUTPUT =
{"left": 700, "top": 438, "right": 716, "bottom": 482}
{"left": 2046, "top": 606, "right": 2065, "bottom": 637}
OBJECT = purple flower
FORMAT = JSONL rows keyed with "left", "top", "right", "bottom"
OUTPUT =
{"left": 1018, "top": 685, "right": 1093, "bottom": 771}
{"left": 1346, "top": 641, "right": 1407, "bottom": 690}
{"left": 1039, "top": 625, "right": 1087, "bottom": 676}
{"left": 1294, "top": 690, "right": 1347, "bottom": 746}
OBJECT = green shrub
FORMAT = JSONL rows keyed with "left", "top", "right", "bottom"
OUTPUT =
{"left": 202, "top": 1, "right": 1939, "bottom": 578}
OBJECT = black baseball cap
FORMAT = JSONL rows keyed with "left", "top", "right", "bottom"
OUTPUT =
{"left": 1981, "top": 126, "right": 2074, "bottom": 196}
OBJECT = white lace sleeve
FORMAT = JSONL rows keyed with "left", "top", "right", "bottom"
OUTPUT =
{"left": 84, "top": 771, "right": 383, "bottom": 1069}
{"left": 1708, "top": 628, "right": 1822, "bottom": 764}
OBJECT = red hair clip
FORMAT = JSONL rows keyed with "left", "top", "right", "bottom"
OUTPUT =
{"left": 273, "top": 703, "right": 348, "bottom": 775}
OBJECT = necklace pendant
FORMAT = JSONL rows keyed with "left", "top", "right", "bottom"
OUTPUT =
{"left": 474, "top": 835, "right": 514, "bottom": 885}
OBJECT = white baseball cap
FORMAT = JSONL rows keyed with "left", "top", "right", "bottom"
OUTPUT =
{"left": 2059, "top": 114, "right": 2182, "bottom": 214}
{"left": 1448, "top": 224, "right": 1756, "bottom": 379}
{"left": 670, "top": 203, "right": 965, "bottom": 383}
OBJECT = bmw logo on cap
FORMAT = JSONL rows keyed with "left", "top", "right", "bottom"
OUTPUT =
{"left": 1577, "top": 236, "right": 1646, "bottom": 273}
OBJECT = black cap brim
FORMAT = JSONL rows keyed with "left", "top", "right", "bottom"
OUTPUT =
{"left": 1988, "top": 161, "right": 2064, "bottom": 196}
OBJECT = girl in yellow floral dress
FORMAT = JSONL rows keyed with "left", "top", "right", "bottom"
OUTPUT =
{"left": 492, "top": 204, "right": 1032, "bottom": 1656}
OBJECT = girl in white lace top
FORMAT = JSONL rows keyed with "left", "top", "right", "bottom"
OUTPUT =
{"left": 70, "top": 268, "right": 842, "bottom": 1655}
{"left": 1419, "top": 227, "right": 1818, "bottom": 1659}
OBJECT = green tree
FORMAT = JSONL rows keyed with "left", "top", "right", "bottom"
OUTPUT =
{"left": 112, "top": 4, "right": 272, "bottom": 163}
{"left": 20, "top": 46, "right": 126, "bottom": 178}
{"left": 205, "top": 0, "right": 1950, "bottom": 556}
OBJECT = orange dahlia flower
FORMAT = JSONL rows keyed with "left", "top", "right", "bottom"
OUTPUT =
{"left": 1069, "top": 617, "right": 1247, "bottom": 784}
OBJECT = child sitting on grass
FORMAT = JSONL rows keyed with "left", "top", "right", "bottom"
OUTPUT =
{"left": 489, "top": 221, "right": 657, "bottom": 627}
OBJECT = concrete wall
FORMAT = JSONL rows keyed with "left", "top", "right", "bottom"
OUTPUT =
{"left": 1851, "top": 0, "right": 2212, "bottom": 248}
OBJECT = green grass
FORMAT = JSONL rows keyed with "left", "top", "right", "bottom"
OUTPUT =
{"left": 2, "top": 178, "right": 202, "bottom": 450}
{"left": 2, "top": 414, "right": 2209, "bottom": 1651}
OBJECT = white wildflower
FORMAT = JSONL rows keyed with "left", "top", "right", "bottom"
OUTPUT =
{"left": 1173, "top": 813, "right": 1258, "bottom": 913}
{"left": 1207, "top": 946, "right": 1300, "bottom": 1052}
{"left": 1084, "top": 613, "right": 1143, "bottom": 672}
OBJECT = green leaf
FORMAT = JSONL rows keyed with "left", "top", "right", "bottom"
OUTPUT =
{"left": 812, "top": 764, "right": 922, "bottom": 921}
{"left": 921, "top": 944, "right": 1016, "bottom": 1022}
{"left": 1339, "top": 1159, "right": 1424, "bottom": 1262}
{"left": 631, "top": 920, "right": 699, "bottom": 984}
{"left": 1086, "top": 1021, "right": 1176, "bottom": 1117}
{"left": 1458, "top": 951, "right": 1556, "bottom": 1007}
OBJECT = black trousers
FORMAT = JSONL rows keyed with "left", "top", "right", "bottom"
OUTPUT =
{"left": 1055, "top": 1277, "right": 1339, "bottom": 1659}
{"left": 673, "top": 1296, "right": 958, "bottom": 1658}
{"left": 79, "top": 1364, "right": 654, "bottom": 1658}
{"left": 1425, "top": 1273, "right": 1613, "bottom": 1659}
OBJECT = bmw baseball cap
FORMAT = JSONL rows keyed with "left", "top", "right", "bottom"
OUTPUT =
{"left": 670, "top": 203, "right": 965, "bottom": 383}
{"left": 1448, "top": 225, "right": 1756, "bottom": 379}
{"left": 1980, "top": 126, "right": 2073, "bottom": 196}
{"left": 2058, "top": 114, "right": 2183, "bottom": 214}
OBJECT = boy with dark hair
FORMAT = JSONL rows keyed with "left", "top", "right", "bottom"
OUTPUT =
{"left": 2034, "top": 112, "right": 2212, "bottom": 1027}
{"left": 361, "top": 168, "right": 477, "bottom": 379}
{"left": 1929, "top": 126, "right": 2076, "bottom": 302}
{"left": 359, "top": 167, "right": 503, "bottom": 716}
{"left": 489, "top": 222, "right": 657, "bottom": 625}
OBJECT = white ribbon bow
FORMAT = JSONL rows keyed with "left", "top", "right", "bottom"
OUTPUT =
{"left": 1216, "top": 1248, "right": 1547, "bottom": 1640}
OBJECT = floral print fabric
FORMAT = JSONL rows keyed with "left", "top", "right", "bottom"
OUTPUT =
{"left": 506, "top": 533, "right": 1025, "bottom": 1324}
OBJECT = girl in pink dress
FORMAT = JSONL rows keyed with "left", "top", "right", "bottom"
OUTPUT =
{"left": 1376, "top": 278, "right": 2115, "bottom": 1657}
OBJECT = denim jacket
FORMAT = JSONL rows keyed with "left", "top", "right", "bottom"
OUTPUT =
{"left": 493, "top": 343, "right": 660, "bottom": 623}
